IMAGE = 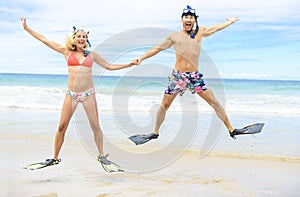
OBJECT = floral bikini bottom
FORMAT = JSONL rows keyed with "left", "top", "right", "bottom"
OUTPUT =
{"left": 67, "top": 87, "right": 95, "bottom": 102}
{"left": 165, "top": 70, "right": 208, "bottom": 96}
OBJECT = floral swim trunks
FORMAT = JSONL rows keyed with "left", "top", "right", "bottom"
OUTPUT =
{"left": 165, "top": 70, "right": 208, "bottom": 96}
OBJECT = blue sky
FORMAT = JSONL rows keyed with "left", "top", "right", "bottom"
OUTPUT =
{"left": 0, "top": 0, "right": 300, "bottom": 80}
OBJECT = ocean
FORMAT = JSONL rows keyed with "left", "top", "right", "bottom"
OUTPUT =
{"left": 1, "top": 73, "right": 299, "bottom": 114}
{"left": 0, "top": 73, "right": 300, "bottom": 158}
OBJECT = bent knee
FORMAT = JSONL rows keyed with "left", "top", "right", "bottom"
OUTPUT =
{"left": 161, "top": 94, "right": 176, "bottom": 110}
{"left": 209, "top": 98, "right": 222, "bottom": 109}
{"left": 160, "top": 103, "right": 170, "bottom": 111}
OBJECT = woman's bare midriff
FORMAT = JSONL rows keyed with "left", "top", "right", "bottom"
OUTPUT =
{"left": 67, "top": 66, "right": 94, "bottom": 91}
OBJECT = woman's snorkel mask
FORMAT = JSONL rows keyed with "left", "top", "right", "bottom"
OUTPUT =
{"left": 181, "top": 5, "right": 199, "bottom": 39}
{"left": 72, "top": 26, "right": 91, "bottom": 47}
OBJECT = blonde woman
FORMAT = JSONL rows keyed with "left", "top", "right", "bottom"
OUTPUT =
{"left": 21, "top": 17, "right": 135, "bottom": 172}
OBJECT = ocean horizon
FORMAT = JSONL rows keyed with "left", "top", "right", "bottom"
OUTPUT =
{"left": 2, "top": 72, "right": 300, "bottom": 81}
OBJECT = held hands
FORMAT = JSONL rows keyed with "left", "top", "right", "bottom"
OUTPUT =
{"left": 129, "top": 58, "right": 140, "bottom": 67}
{"left": 132, "top": 58, "right": 142, "bottom": 66}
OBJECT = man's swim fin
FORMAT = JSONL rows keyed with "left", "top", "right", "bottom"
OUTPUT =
{"left": 97, "top": 155, "right": 124, "bottom": 173}
{"left": 23, "top": 158, "right": 61, "bottom": 170}
{"left": 230, "top": 123, "right": 264, "bottom": 139}
{"left": 128, "top": 133, "right": 159, "bottom": 145}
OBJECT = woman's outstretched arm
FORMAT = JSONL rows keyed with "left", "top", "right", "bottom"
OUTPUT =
{"left": 92, "top": 51, "right": 137, "bottom": 70}
{"left": 21, "top": 17, "right": 65, "bottom": 54}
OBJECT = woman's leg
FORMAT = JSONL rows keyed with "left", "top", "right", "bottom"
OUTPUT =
{"left": 198, "top": 89, "right": 234, "bottom": 132}
{"left": 82, "top": 94, "right": 104, "bottom": 157}
{"left": 153, "top": 93, "right": 177, "bottom": 135}
{"left": 53, "top": 94, "right": 78, "bottom": 160}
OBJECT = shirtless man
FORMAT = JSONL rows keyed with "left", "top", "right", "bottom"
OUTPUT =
{"left": 129, "top": 5, "right": 263, "bottom": 145}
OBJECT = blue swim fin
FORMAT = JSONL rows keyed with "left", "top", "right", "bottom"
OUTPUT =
{"left": 230, "top": 123, "right": 264, "bottom": 139}
{"left": 128, "top": 133, "right": 159, "bottom": 145}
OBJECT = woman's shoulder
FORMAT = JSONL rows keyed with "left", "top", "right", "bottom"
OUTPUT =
{"left": 64, "top": 48, "right": 72, "bottom": 56}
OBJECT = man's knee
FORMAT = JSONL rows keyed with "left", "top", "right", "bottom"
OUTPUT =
{"left": 161, "top": 94, "right": 176, "bottom": 110}
{"left": 160, "top": 102, "right": 170, "bottom": 111}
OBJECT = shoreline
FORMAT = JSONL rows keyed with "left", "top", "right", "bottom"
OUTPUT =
{"left": 1, "top": 131, "right": 299, "bottom": 164}
{"left": 1, "top": 107, "right": 300, "bottom": 158}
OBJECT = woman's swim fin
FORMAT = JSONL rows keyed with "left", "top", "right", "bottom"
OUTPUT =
{"left": 23, "top": 158, "right": 61, "bottom": 170}
{"left": 97, "top": 155, "right": 124, "bottom": 173}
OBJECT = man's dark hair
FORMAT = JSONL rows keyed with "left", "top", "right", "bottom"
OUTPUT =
{"left": 181, "top": 5, "right": 199, "bottom": 39}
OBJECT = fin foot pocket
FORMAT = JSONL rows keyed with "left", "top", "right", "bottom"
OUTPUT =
{"left": 97, "top": 154, "right": 124, "bottom": 173}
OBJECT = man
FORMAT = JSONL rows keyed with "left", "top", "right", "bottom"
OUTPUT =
{"left": 129, "top": 5, "right": 264, "bottom": 145}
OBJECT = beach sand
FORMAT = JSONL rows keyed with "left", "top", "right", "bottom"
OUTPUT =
{"left": 1, "top": 136, "right": 299, "bottom": 197}
{"left": 1, "top": 108, "right": 300, "bottom": 197}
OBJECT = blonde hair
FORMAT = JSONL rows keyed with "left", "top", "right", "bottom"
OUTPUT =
{"left": 65, "top": 31, "right": 89, "bottom": 51}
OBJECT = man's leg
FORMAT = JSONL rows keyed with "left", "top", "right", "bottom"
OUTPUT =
{"left": 153, "top": 93, "right": 177, "bottom": 135}
{"left": 198, "top": 89, "right": 234, "bottom": 132}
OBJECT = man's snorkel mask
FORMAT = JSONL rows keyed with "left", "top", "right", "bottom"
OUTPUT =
{"left": 72, "top": 26, "right": 92, "bottom": 47}
{"left": 181, "top": 5, "right": 199, "bottom": 39}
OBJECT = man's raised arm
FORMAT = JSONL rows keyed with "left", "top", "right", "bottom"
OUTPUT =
{"left": 202, "top": 16, "right": 240, "bottom": 37}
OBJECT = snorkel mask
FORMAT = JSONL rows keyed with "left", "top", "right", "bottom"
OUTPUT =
{"left": 181, "top": 5, "right": 199, "bottom": 39}
{"left": 72, "top": 26, "right": 91, "bottom": 47}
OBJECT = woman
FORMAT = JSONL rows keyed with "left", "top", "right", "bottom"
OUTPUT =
{"left": 21, "top": 17, "right": 136, "bottom": 172}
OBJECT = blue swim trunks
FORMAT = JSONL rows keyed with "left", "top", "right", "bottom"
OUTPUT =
{"left": 165, "top": 70, "right": 208, "bottom": 96}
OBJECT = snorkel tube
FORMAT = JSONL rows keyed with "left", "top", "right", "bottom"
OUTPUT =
{"left": 182, "top": 5, "right": 199, "bottom": 39}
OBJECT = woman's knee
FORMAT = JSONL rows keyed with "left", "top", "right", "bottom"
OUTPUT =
{"left": 57, "top": 122, "right": 69, "bottom": 133}
{"left": 89, "top": 122, "right": 101, "bottom": 133}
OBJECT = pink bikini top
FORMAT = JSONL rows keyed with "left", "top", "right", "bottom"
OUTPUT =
{"left": 67, "top": 52, "right": 93, "bottom": 68}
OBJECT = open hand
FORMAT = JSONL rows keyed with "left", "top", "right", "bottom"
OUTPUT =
{"left": 226, "top": 16, "right": 240, "bottom": 23}
{"left": 21, "top": 17, "right": 27, "bottom": 29}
